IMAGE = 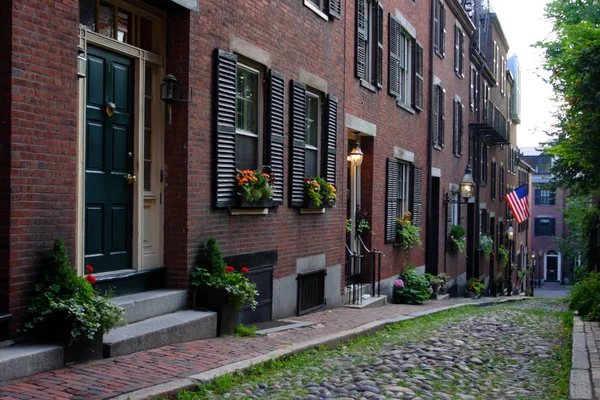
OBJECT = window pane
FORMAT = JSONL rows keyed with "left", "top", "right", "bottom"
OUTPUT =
{"left": 117, "top": 10, "right": 132, "bottom": 44}
{"left": 305, "top": 94, "right": 318, "bottom": 147}
{"left": 235, "top": 134, "right": 258, "bottom": 171}
{"left": 305, "top": 148, "right": 318, "bottom": 178}
{"left": 99, "top": 2, "right": 114, "bottom": 39}
{"left": 144, "top": 68, "right": 153, "bottom": 191}
{"left": 140, "top": 17, "right": 154, "bottom": 52}
{"left": 236, "top": 66, "right": 258, "bottom": 134}
{"left": 79, "top": 0, "right": 96, "bottom": 31}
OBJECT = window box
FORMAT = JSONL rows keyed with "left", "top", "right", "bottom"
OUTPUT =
{"left": 237, "top": 198, "right": 275, "bottom": 208}
{"left": 304, "top": 197, "right": 335, "bottom": 209}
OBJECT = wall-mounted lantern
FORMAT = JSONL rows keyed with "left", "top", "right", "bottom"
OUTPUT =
{"left": 160, "top": 74, "right": 180, "bottom": 104}
{"left": 77, "top": 46, "right": 87, "bottom": 79}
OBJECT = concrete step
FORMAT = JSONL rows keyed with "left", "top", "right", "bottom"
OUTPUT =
{"left": 111, "top": 289, "right": 188, "bottom": 325}
{"left": 103, "top": 310, "right": 217, "bottom": 358}
{"left": 0, "top": 344, "right": 63, "bottom": 382}
{"left": 344, "top": 295, "right": 387, "bottom": 309}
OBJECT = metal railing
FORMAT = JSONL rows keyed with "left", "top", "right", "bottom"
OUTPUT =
{"left": 482, "top": 101, "right": 509, "bottom": 143}
{"left": 296, "top": 269, "right": 327, "bottom": 316}
{"left": 345, "top": 244, "right": 363, "bottom": 305}
{"left": 358, "top": 236, "right": 382, "bottom": 298}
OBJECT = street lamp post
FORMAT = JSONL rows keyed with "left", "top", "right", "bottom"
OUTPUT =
{"left": 506, "top": 225, "right": 514, "bottom": 296}
{"left": 348, "top": 144, "right": 364, "bottom": 254}
{"left": 538, "top": 250, "right": 543, "bottom": 288}
{"left": 530, "top": 251, "right": 535, "bottom": 297}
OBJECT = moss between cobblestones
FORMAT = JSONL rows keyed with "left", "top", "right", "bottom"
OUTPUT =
{"left": 162, "top": 300, "right": 572, "bottom": 400}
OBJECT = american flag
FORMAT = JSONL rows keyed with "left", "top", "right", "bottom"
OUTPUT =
{"left": 505, "top": 185, "right": 531, "bottom": 223}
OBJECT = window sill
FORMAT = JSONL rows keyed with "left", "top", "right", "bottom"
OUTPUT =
{"left": 454, "top": 153, "right": 462, "bottom": 159}
{"left": 230, "top": 208, "right": 269, "bottom": 216}
{"left": 360, "top": 79, "right": 377, "bottom": 93}
{"left": 303, "top": 0, "right": 329, "bottom": 21}
{"left": 433, "top": 144, "right": 443, "bottom": 151}
{"left": 300, "top": 207, "right": 325, "bottom": 214}
{"left": 455, "top": 71, "right": 464, "bottom": 80}
{"left": 397, "top": 101, "right": 415, "bottom": 115}
{"left": 435, "top": 50, "right": 445, "bottom": 59}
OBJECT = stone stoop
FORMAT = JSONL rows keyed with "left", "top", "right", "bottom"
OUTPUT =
{"left": 0, "top": 344, "right": 64, "bottom": 382}
{"left": 103, "top": 290, "right": 217, "bottom": 358}
{"left": 344, "top": 294, "right": 387, "bottom": 309}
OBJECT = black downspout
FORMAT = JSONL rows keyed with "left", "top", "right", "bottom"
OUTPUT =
{"left": 426, "top": 0, "right": 435, "bottom": 274}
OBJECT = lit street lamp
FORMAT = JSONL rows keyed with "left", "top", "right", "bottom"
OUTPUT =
{"left": 506, "top": 225, "right": 514, "bottom": 296}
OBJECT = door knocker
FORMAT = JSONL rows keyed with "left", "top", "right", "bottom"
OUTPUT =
{"left": 105, "top": 102, "right": 116, "bottom": 117}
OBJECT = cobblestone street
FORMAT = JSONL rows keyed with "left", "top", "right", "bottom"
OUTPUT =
{"left": 212, "top": 300, "right": 569, "bottom": 400}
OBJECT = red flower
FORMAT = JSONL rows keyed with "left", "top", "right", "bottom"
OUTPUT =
{"left": 85, "top": 274, "right": 97, "bottom": 285}
{"left": 241, "top": 266, "right": 249, "bottom": 273}
{"left": 85, "top": 264, "right": 93, "bottom": 273}
{"left": 225, "top": 266, "right": 235, "bottom": 273}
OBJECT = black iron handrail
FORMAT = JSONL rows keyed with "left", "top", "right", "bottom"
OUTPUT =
{"left": 345, "top": 243, "right": 364, "bottom": 305}
{"left": 357, "top": 236, "right": 382, "bottom": 298}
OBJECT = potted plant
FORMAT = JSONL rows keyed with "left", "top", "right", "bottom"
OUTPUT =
{"left": 191, "top": 237, "right": 258, "bottom": 335}
{"left": 392, "top": 265, "right": 431, "bottom": 305}
{"left": 425, "top": 273, "right": 451, "bottom": 299}
{"left": 396, "top": 211, "right": 422, "bottom": 256}
{"left": 448, "top": 225, "right": 467, "bottom": 255}
{"left": 497, "top": 244, "right": 509, "bottom": 269}
{"left": 24, "top": 238, "right": 124, "bottom": 365}
{"left": 491, "top": 278, "right": 504, "bottom": 297}
{"left": 305, "top": 177, "right": 336, "bottom": 208}
{"left": 479, "top": 234, "right": 493, "bottom": 259}
{"left": 235, "top": 167, "right": 275, "bottom": 207}
{"left": 346, "top": 208, "right": 371, "bottom": 236}
{"left": 466, "top": 277, "right": 484, "bottom": 298}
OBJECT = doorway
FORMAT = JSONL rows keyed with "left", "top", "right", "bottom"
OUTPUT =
{"left": 546, "top": 251, "right": 560, "bottom": 281}
{"left": 426, "top": 177, "right": 440, "bottom": 274}
{"left": 84, "top": 47, "right": 134, "bottom": 273}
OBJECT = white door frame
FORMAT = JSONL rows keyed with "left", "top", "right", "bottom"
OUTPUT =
{"left": 544, "top": 251, "right": 561, "bottom": 281}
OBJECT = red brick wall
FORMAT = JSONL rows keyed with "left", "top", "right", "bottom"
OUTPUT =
{"left": 344, "top": 0, "right": 432, "bottom": 280}
{"left": 0, "top": 0, "right": 12, "bottom": 314}
{"left": 7, "top": 0, "right": 79, "bottom": 332}
{"left": 166, "top": 0, "right": 347, "bottom": 283}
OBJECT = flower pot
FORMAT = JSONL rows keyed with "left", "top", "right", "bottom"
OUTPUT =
{"left": 195, "top": 287, "right": 240, "bottom": 336}
{"left": 237, "top": 197, "right": 274, "bottom": 208}
{"left": 304, "top": 198, "right": 323, "bottom": 209}
{"left": 64, "top": 332, "right": 103, "bottom": 366}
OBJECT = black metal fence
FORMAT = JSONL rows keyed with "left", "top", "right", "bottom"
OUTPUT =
{"left": 296, "top": 269, "right": 327, "bottom": 316}
{"left": 345, "top": 238, "right": 382, "bottom": 305}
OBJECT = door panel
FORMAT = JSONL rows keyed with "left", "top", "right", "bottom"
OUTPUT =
{"left": 546, "top": 257, "right": 558, "bottom": 281}
{"left": 85, "top": 46, "right": 133, "bottom": 273}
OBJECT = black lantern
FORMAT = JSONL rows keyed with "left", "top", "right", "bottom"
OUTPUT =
{"left": 77, "top": 46, "right": 87, "bottom": 79}
{"left": 459, "top": 163, "right": 474, "bottom": 202}
{"left": 161, "top": 74, "right": 180, "bottom": 104}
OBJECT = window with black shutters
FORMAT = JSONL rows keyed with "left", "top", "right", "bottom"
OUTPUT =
{"left": 304, "top": 0, "right": 342, "bottom": 20}
{"left": 499, "top": 165, "right": 505, "bottom": 201}
{"left": 214, "top": 49, "right": 285, "bottom": 208}
{"left": 534, "top": 188, "right": 556, "bottom": 206}
{"left": 356, "top": 0, "right": 383, "bottom": 90}
{"left": 389, "top": 15, "right": 420, "bottom": 109}
{"left": 289, "top": 80, "right": 338, "bottom": 207}
{"left": 433, "top": 0, "right": 446, "bottom": 58}
{"left": 385, "top": 159, "right": 422, "bottom": 242}
{"left": 535, "top": 218, "right": 556, "bottom": 237}
{"left": 491, "top": 162, "right": 497, "bottom": 200}
{"left": 480, "top": 143, "right": 488, "bottom": 185}
{"left": 433, "top": 83, "right": 445, "bottom": 148}
{"left": 469, "top": 65, "right": 478, "bottom": 112}
{"left": 454, "top": 24, "right": 465, "bottom": 78}
{"left": 453, "top": 98, "right": 463, "bottom": 156}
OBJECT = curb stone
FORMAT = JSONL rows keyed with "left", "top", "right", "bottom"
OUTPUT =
{"left": 109, "top": 297, "right": 529, "bottom": 400}
{"left": 570, "top": 316, "right": 593, "bottom": 400}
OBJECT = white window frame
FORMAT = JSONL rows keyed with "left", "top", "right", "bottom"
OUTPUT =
{"left": 304, "top": 0, "right": 329, "bottom": 21}
{"left": 398, "top": 30, "right": 413, "bottom": 107}
{"left": 304, "top": 89, "right": 321, "bottom": 177}
{"left": 235, "top": 62, "right": 263, "bottom": 170}
{"left": 454, "top": 23, "right": 464, "bottom": 78}
{"left": 397, "top": 162, "right": 411, "bottom": 217}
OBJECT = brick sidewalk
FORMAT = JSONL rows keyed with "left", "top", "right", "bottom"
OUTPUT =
{"left": 0, "top": 298, "right": 503, "bottom": 400}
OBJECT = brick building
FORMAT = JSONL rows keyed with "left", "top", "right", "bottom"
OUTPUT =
{"left": 0, "top": 0, "right": 531, "bottom": 342}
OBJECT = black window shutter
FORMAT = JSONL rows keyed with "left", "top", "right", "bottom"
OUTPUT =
{"left": 414, "top": 41, "right": 424, "bottom": 111}
{"left": 534, "top": 188, "right": 541, "bottom": 205}
{"left": 412, "top": 165, "right": 423, "bottom": 227}
{"left": 268, "top": 70, "right": 285, "bottom": 205}
{"left": 460, "top": 30, "right": 465, "bottom": 76}
{"left": 376, "top": 2, "right": 384, "bottom": 89}
{"left": 432, "top": 84, "right": 439, "bottom": 145}
{"left": 454, "top": 25, "right": 459, "bottom": 73}
{"left": 324, "top": 94, "right": 338, "bottom": 185}
{"left": 550, "top": 191, "right": 556, "bottom": 205}
{"left": 551, "top": 218, "right": 556, "bottom": 236}
{"left": 290, "top": 80, "right": 306, "bottom": 207}
{"left": 328, "top": 0, "right": 342, "bottom": 19}
{"left": 355, "top": 0, "right": 367, "bottom": 80}
{"left": 441, "top": 4, "right": 446, "bottom": 56}
{"left": 440, "top": 88, "right": 446, "bottom": 147}
{"left": 388, "top": 15, "right": 400, "bottom": 97}
{"left": 385, "top": 158, "right": 399, "bottom": 243}
{"left": 433, "top": 1, "right": 439, "bottom": 52}
{"left": 215, "top": 49, "right": 238, "bottom": 208}
{"left": 453, "top": 100, "right": 458, "bottom": 155}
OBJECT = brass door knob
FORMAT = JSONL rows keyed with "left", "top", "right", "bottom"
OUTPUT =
{"left": 126, "top": 174, "right": 137, "bottom": 184}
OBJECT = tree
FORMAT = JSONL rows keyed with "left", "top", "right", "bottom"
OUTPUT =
{"left": 537, "top": 0, "right": 600, "bottom": 196}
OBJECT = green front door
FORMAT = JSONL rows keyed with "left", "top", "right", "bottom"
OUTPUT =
{"left": 85, "top": 47, "right": 133, "bottom": 273}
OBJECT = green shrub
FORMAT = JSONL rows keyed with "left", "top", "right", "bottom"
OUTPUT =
{"left": 568, "top": 272, "right": 600, "bottom": 320}
{"left": 392, "top": 266, "right": 431, "bottom": 305}
{"left": 573, "top": 264, "right": 590, "bottom": 283}
{"left": 466, "top": 277, "right": 484, "bottom": 294}
{"left": 448, "top": 225, "right": 467, "bottom": 255}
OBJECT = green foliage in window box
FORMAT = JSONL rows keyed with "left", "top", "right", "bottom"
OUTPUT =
{"left": 479, "top": 234, "right": 494, "bottom": 259}
{"left": 24, "top": 238, "right": 124, "bottom": 344}
{"left": 448, "top": 224, "right": 467, "bottom": 255}
{"left": 498, "top": 244, "right": 509, "bottom": 269}
{"left": 396, "top": 211, "right": 422, "bottom": 254}
{"left": 191, "top": 237, "right": 258, "bottom": 310}
{"left": 235, "top": 168, "right": 275, "bottom": 203}
{"left": 466, "top": 277, "right": 485, "bottom": 295}
{"left": 305, "top": 177, "right": 336, "bottom": 207}
{"left": 392, "top": 265, "right": 431, "bottom": 305}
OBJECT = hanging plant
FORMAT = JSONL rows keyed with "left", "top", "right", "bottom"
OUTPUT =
{"left": 498, "top": 244, "right": 509, "bottom": 269}
{"left": 479, "top": 234, "right": 494, "bottom": 259}
{"left": 396, "top": 211, "right": 422, "bottom": 255}
{"left": 448, "top": 224, "right": 467, "bottom": 255}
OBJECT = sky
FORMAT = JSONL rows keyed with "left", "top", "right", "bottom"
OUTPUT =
{"left": 490, "top": 0, "right": 556, "bottom": 149}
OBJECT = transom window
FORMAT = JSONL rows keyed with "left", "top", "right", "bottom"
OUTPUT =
{"left": 79, "top": 0, "right": 158, "bottom": 53}
{"left": 305, "top": 91, "right": 321, "bottom": 177}
{"left": 235, "top": 63, "right": 261, "bottom": 171}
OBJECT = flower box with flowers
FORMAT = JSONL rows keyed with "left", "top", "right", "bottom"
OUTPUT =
{"left": 235, "top": 168, "right": 275, "bottom": 208}
{"left": 305, "top": 177, "right": 336, "bottom": 209}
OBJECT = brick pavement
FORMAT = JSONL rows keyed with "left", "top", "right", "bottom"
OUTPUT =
{"left": 0, "top": 298, "right": 504, "bottom": 400}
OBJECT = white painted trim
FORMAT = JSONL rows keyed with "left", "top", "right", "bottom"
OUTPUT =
{"left": 230, "top": 37, "right": 272, "bottom": 68}
{"left": 394, "top": 147, "right": 414, "bottom": 163}
{"left": 299, "top": 69, "right": 328, "bottom": 94}
{"left": 431, "top": 167, "right": 441, "bottom": 178}
{"left": 345, "top": 113, "right": 377, "bottom": 137}
{"left": 544, "top": 252, "right": 561, "bottom": 281}
{"left": 303, "top": 0, "right": 329, "bottom": 21}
